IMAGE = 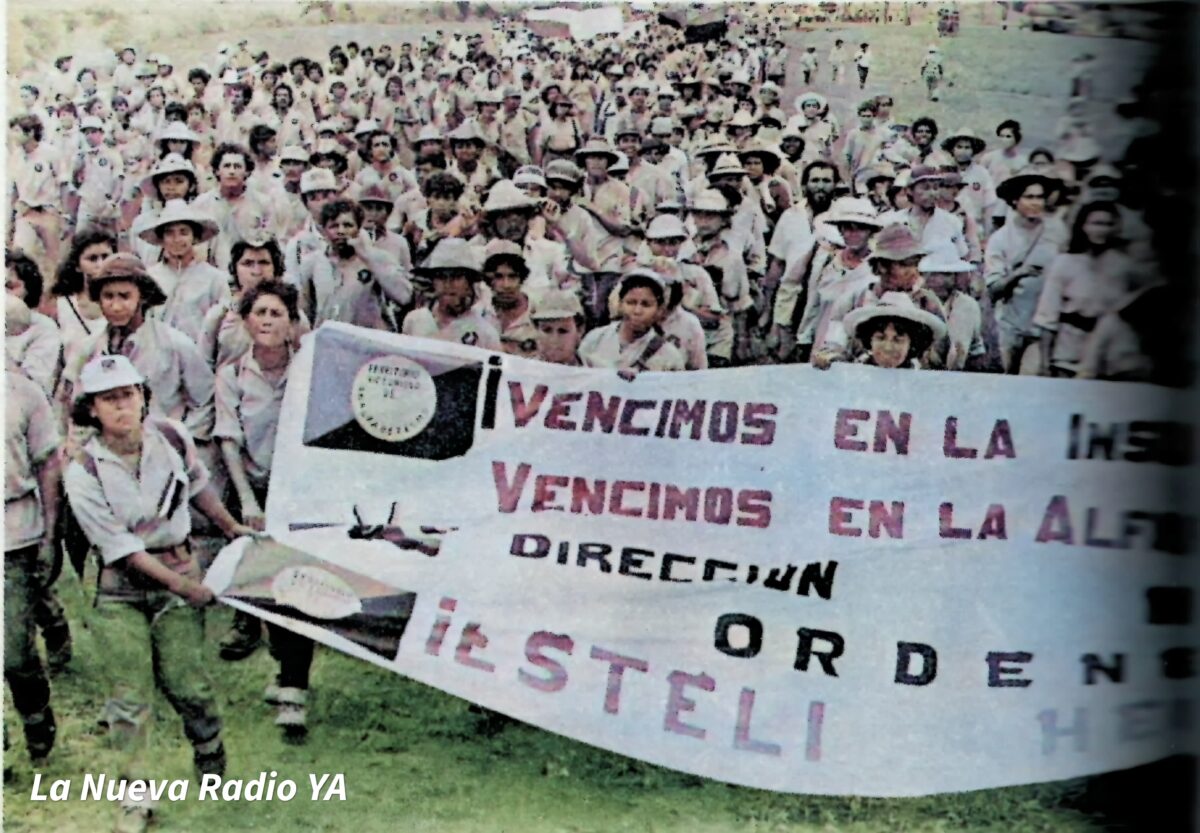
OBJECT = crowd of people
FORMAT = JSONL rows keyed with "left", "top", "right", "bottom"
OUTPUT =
{"left": 4, "top": 9, "right": 1172, "bottom": 832}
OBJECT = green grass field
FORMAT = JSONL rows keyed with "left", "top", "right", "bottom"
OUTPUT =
{"left": 2, "top": 562, "right": 1108, "bottom": 832}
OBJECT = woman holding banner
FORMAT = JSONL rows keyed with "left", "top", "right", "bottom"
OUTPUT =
{"left": 63, "top": 352, "right": 253, "bottom": 833}
{"left": 213, "top": 279, "right": 316, "bottom": 741}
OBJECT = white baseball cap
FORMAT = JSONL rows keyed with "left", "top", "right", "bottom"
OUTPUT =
{"left": 79, "top": 354, "right": 146, "bottom": 394}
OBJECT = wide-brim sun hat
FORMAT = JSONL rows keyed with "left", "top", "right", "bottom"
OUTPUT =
{"left": 918, "top": 251, "right": 975, "bottom": 273}
{"left": 574, "top": 137, "right": 619, "bottom": 166}
{"left": 843, "top": 291, "right": 947, "bottom": 344}
{"left": 299, "top": 167, "right": 339, "bottom": 194}
{"left": 87, "top": 253, "right": 167, "bottom": 307}
{"left": 529, "top": 289, "right": 584, "bottom": 321}
{"left": 825, "top": 196, "right": 883, "bottom": 228}
{"left": 708, "top": 153, "right": 747, "bottom": 178}
{"left": 645, "top": 214, "right": 689, "bottom": 240}
{"left": 544, "top": 159, "right": 583, "bottom": 183}
{"left": 940, "top": 127, "right": 987, "bottom": 155}
{"left": 482, "top": 180, "right": 540, "bottom": 214}
{"left": 689, "top": 189, "right": 733, "bottom": 215}
{"left": 416, "top": 238, "right": 485, "bottom": 279}
{"left": 155, "top": 121, "right": 200, "bottom": 145}
{"left": 738, "top": 142, "right": 782, "bottom": 174}
{"left": 997, "top": 166, "right": 1063, "bottom": 203}
{"left": 868, "top": 224, "right": 927, "bottom": 262}
{"left": 141, "top": 153, "right": 198, "bottom": 196}
{"left": 137, "top": 199, "right": 219, "bottom": 244}
{"left": 794, "top": 91, "right": 828, "bottom": 112}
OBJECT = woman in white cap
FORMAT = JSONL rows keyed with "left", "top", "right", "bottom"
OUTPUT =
{"left": 837, "top": 292, "right": 947, "bottom": 369}
{"left": 64, "top": 353, "right": 252, "bottom": 832}
{"left": 578, "top": 269, "right": 685, "bottom": 371}
{"left": 139, "top": 200, "right": 229, "bottom": 344}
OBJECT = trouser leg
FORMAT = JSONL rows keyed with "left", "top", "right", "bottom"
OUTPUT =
{"left": 4, "top": 548, "right": 55, "bottom": 762}
{"left": 147, "top": 601, "right": 224, "bottom": 775}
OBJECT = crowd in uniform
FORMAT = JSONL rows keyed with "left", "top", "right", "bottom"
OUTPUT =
{"left": 4, "top": 10, "right": 1170, "bottom": 832}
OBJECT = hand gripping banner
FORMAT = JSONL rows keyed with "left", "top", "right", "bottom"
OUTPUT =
{"left": 207, "top": 323, "right": 1192, "bottom": 797}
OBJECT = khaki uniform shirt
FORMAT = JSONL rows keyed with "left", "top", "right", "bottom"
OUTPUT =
{"left": 5, "top": 370, "right": 59, "bottom": 551}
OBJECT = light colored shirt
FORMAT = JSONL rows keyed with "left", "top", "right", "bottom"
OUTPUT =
{"left": 5, "top": 370, "right": 59, "bottom": 550}
{"left": 214, "top": 349, "right": 288, "bottom": 486}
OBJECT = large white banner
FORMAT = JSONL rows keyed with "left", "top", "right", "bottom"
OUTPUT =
{"left": 207, "top": 323, "right": 1191, "bottom": 797}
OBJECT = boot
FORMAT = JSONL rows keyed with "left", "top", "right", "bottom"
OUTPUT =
{"left": 42, "top": 622, "right": 73, "bottom": 675}
{"left": 192, "top": 737, "right": 226, "bottom": 781}
{"left": 274, "top": 687, "right": 308, "bottom": 743}
{"left": 23, "top": 706, "right": 56, "bottom": 765}
{"left": 219, "top": 610, "right": 263, "bottom": 661}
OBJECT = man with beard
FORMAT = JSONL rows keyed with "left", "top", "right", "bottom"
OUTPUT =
{"left": 481, "top": 240, "right": 539, "bottom": 359}
{"left": 296, "top": 199, "right": 411, "bottom": 329}
{"left": 879, "top": 165, "right": 969, "bottom": 260}
{"left": 401, "top": 238, "right": 501, "bottom": 350}
{"left": 765, "top": 160, "right": 840, "bottom": 336}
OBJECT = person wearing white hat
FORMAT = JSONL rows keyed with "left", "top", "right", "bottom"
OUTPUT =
{"left": 138, "top": 201, "right": 228, "bottom": 343}
{"left": 64, "top": 352, "right": 254, "bottom": 831}
{"left": 529, "top": 289, "right": 586, "bottom": 366}
{"left": 295, "top": 198, "right": 412, "bottom": 330}
{"left": 578, "top": 269, "right": 684, "bottom": 372}
{"left": 71, "top": 114, "right": 126, "bottom": 234}
{"left": 919, "top": 250, "right": 986, "bottom": 370}
{"left": 479, "top": 239, "right": 539, "bottom": 359}
{"left": 471, "top": 180, "right": 569, "bottom": 297}
{"left": 402, "top": 238, "right": 501, "bottom": 350}
{"left": 687, "top": 189, "right": 744, "bottom": 367}
{"left": 135, "top": 156, "right": 202, "bottom": 269}
{"left": 784, "top": 197, "right": 883, "bottom": 362}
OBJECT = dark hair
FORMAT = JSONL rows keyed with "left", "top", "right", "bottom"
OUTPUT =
{"left": 237, "top": 279, "right": 299, "bottom": 322}
{"left": 319, "top": 199, "right": 364, "bottom": 228}
{"left": 484, "top": 253, "right": 529, "bottom": 281}
{"left": 71, "top": 384, "right": 152, "bottom": 430}
{"left": 20, "top": 84, "right": 40, "bottom": 99}
{"left": 186, "top": 100, "right": 206, "bottom": 117}
{"left": 157, "top": 135, "right": 196, "bottom": 161}
{"left": 188, "top": 68, "right": 211, "bottom": 85}
{"left": 9, "top": 115, "right": 43, "bottom": 142}
{"left": 248, "top": 124, "right": 278, "bottom": 156}
{"left": 57, "top": 102, "right": 78, "bottom": 117}
{"left": 1028, "top": 147, "right": 1055, "bottom": 165}
{"left": 311, "top": 147, "right": 348, "bottom": 175}
{"left": 164, "top": 102, "right": 187, "bottom": 123}
{"left": 155, "top": 220, "right": 205, "bottom": 243}
{"left": 77, "top": 68, "right": 97, "bottom": 83}
{"left": 802, "top": 160, "right": 840, "bottom": 186}
{"left": 1067, "top": 201, "right": 1123, "bottom": 254}
{"left": 229, "top": 238, "right": 284, "bottom": 282}
{"left": 289, "top": 57, "right": 309, "bottom": 72}
{"left": 212, "top": 142, "right": 255, "bottom": 176}
{"left": 52, "top": 228, "right": 118, "bottom": 296}
{"left": 6, "top": 249, "right": 44, "bottom": 307}
{"left": 414, "top": 152, "right": 448, "bottom": 171}
{"left": 423, "top": 171, "right": 465, "bottom": 199}
{"left": 996, "top": 119, "right": 1022, "bottom": 142}
{"left": 273, "top": 83, "right": 294, "bottom": 109}
{"left": 856, "top": 315, "right": 933, "bottom": 363}
{"left": 912, "top": 116, "right": 938, "bottom": 139}
{"left": 618, "top": 274, "right": 665, "bottom": 306}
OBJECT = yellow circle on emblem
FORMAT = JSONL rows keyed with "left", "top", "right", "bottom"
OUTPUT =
{"left": 351, "top": 354, "right": 437, "bottom": 442}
